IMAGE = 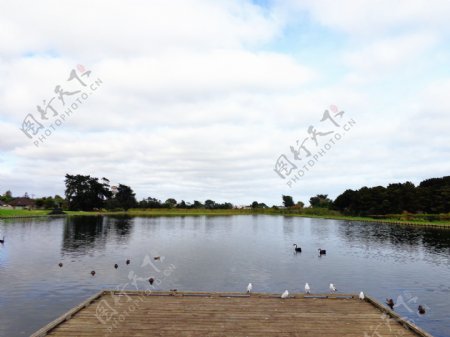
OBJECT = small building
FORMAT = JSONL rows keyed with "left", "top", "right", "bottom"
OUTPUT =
{"left": 8, "top": 198, "right": 36, "bottom": 210}
{"left": 0, "top": 200, "right": 13, "bottom": 209}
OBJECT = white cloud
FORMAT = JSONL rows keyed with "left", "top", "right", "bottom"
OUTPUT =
{"left": 0, "top": 0, "right": 449, "bottom": 205}
{"left": 278, "top": 0, "right": 450, "bottom": 37}
{"left": 342, "top": 32, "right": 437, "bottom": 83}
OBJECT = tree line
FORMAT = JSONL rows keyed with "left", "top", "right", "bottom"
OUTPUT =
{"left": 3, "top": 174, "right": 449, "bottom": 215}
{"left": 332, "top": 176, "right": 450, "bottom": 215}
{"left": 64, "top": 174, "right": 234, "bottom": 211}
{"left": 280, "top": 176, "right": 450, "bottom": 216}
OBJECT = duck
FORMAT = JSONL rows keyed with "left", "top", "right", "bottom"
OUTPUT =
{"left": 318, "top": 248, "right": 326, "bottom": 255}
{"left": 154, "top": 256, "right": 161, "bottom": 260}
{"left": 126, "top": 259, "right": 130, "bottom": 265}
{"left": 247, "top": 283, "right": 253, "bottom": 293}
{"left": 91, "top": 270, "right": 96, "bottom": 276}
{"left": 293, "top": 244, "right": 302, "bottom": 252}
{"left": 359, "top": 291, "right": 365, "bottom": 300}
{"left": 329, "top": 283, "right": 337, "bottom": 293}
{"left": 148, "top": 277, "right": 154, "bottom": 285}
{"left": 386, "top": 298, "right": 394, "bottom": 309}
{"left": 0, "top": 236, "right": 4, "bottom": 244}
{"left": 281, "top": 290, "right": 289, "bottom": 299}
{"left": 114, "top": 264, "right": 118, "bottom": 269}
{"left": 305, "top": 283, "right": 311, "bottom": 294}
{"left": 418, "top": 305, "right": 426, "bottom": 315}
{"left": 58, "top": 263, "right": 63, "bottom": 268}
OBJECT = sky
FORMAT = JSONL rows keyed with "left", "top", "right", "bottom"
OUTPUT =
{"left": 0, "top": 0, "right": 449, "bottom": 206}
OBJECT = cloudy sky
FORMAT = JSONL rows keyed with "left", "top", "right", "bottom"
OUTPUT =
{"left": 0, "top": 0, "right": 449, "bottom": 206}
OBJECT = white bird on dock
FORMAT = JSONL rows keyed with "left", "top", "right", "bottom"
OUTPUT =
{"left": 305, "top": 283, "right": 311, "bottom": 294}
{"left": 281, "top": 290, "right": 289, "bottom": 299}
{"left": 247, "top": 283, "right": 253, "bottom": 293}
{"left": 359, "top": 291, "right": 365, "bottom": 300}
{"left": 329, "top": 283, "right": 337, "bottom": 293}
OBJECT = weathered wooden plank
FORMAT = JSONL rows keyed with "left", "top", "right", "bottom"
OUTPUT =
{"left": 33, "top": 291, "right": 432, "bottom": 337}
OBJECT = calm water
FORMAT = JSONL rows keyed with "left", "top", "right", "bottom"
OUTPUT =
{"left": 0, "top": 215, "right": 449, "bottom": 337}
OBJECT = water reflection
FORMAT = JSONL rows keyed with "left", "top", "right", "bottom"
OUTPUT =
{"left": 62, "top": 216, "right": 106, "bottom": 253}
{"left": 0, "top": 215, "right": 449, "bottom": 337}
{"left": 337, "top": 221, "right": 450, "bottom": 261}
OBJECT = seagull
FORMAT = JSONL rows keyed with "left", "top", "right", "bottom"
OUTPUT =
{"left": 418, "top": 305, "right": 426, "bottom": 315}
{"left": 386, "top": 298, "right": 394, "bottom": 309}
{"left": 281, "top": 290, "right": 289, "bottom": 299}
{"left": 359, "top": 291, "right": 365, "bottom": 300}
{"left": 305, "top": 283, "right": 311, "bottom": 294}
{"left": 247, "top": 283, "right": 253, "bottom": 293}
{"left": 329, "top": 283, "right": 337, "bottom": 293}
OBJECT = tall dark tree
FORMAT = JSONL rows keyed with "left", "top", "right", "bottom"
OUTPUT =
{"left": 65, "top": 174, "right": 112, "bottom": 211}
{"left": 115, "top": 184, "right": 137, "bottom": 211}
{"left": 282, "top": 195, "right": 295, "bottom": 207}
{"left": 204, "top": 199, "right": 216, "bottom": 209}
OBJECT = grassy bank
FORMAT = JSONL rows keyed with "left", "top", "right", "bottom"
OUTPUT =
{"left": 0, "top": 209, "right": 49, "bottom": 217}
{"left": 1, "top": 208, "right": 449, "bottom": 228}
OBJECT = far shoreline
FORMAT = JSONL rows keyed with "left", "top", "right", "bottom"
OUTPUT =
{"left": 1, "top": 208, "right": 449, "bottom": 229}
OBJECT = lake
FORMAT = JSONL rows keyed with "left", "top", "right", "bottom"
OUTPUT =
{"left": 0, "top": 215, "right": 449, "bottom": 337}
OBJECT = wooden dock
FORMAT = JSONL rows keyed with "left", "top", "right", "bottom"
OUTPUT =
{"left": 31, "top": 291, "right": 433, "bottom": 337}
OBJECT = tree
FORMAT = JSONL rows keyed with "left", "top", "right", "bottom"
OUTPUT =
{"left": 54, "top": 195, "right": 65, "bottom": 208}
{"left": 44, "top": 197, "right": 56, "bottom": 209}
{"left": 64, "top": 174, "right": 112, "bottom": 211}
{"left": 333, "top": 189, "right": 357, "bottom": 214}
{"left": 296, "top": 201, "right": 305, "bottom": 208}
{"left": 139, "top": 197, "right": 162, "bottom": 208}
{"left": 115, "top": 184, "right": 137, "bottom": 211}
{"left": 164, "top": 198, "right": 177, "bottom": 208}
{"left": 282, "top": 195, "right": 295, "bottom": 207}
{"left": 204, "top": 199, "right": 216, "bottom": 209}
{"left": 35, "top": 198, "right": 45, "bottom": 208}
{"left": 309, "top": 194, "right": 332, "bottom": 208}
{"left": 251, "top": 201, "right": 268, "bottom": 209}
{"left": 0, "top": 190, "right": 12, "bottom": 203}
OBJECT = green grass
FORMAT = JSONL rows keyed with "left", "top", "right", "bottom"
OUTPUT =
{"left": 0, "top": 209, "right": 49, "bottom": 217}
{"left": 1, "top": 208, "right": 449, "bottom": 227}
{"left": 287, "top": 213, "right": 450, "bottom": 227}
